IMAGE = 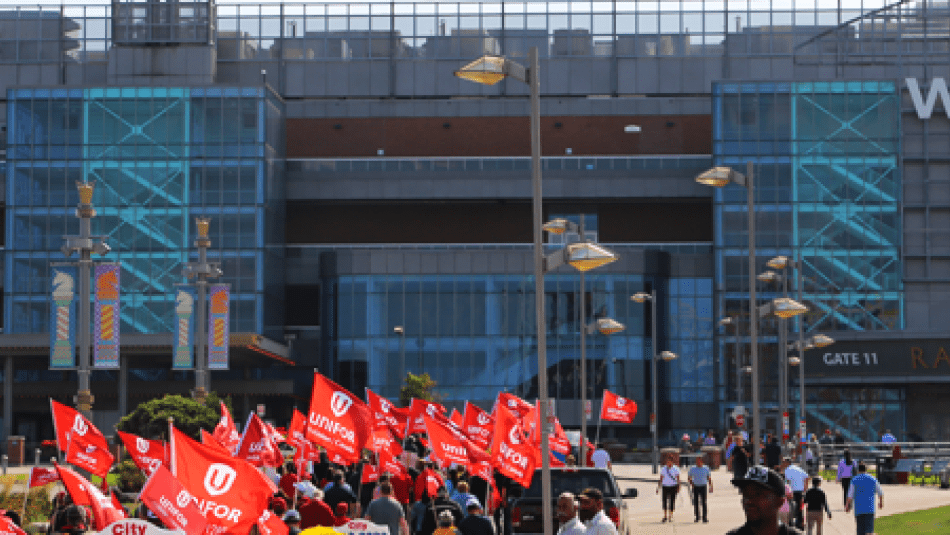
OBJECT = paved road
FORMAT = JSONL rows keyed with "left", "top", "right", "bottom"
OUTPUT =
{"left": 613, "top": 463, "right": 950, "bottom": 534}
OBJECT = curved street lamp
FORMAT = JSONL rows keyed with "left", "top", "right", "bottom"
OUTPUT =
{"left": 631, "top": 291, "right": 678, "bottom": 474}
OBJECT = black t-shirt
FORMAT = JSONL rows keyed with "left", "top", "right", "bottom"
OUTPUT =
{"left": 726, "top": 523, "right": 804, "bottom": 535}
{"left": 803, "top": 488, "right": 828, "bottom": 512}
{"left": 732, "top": 447, "right": 749, "bottom": 477}
{"left": 458, "top": 514, "right": 495, "bottom": 535}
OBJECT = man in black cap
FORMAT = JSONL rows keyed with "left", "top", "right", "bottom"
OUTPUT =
{"left": 727, "top": 467, "right": 803, "bottom": 535}
{"left": 577, "top": 488, "right": 617, "bottom": 535}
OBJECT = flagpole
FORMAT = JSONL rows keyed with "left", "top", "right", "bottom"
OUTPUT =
{"left": 594, "top": 411, "right": 603, "bottom": 447}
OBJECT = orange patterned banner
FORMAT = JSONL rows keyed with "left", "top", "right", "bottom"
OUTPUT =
{"left": 94, "top": 264, "right": 120, "bottom": 368}
{"left": 208, "top": 285, "right": 229, "bottom": 370}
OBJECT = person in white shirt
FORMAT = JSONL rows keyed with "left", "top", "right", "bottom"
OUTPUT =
{"left": 590, "top": 444, "right": 612, "bottom": 470}
{"left": 577, "top": 488, "right": 618, "bottom": 535}
{"left": 782, "top": 457, "right": 809, "bottom": 529}
{"left": 656, "top": 457, "right": 681, "bottom": 523}
{"left": 555, "top": 492, "right": 585, "bottom": 535}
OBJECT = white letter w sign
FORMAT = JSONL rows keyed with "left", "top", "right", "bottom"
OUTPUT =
{"left": 907, "top": 78, "right": 950, "bottom": 119}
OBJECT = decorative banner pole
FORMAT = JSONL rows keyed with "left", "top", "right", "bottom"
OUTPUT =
{"left": 60, "top": 181, "right": 111, "bottom": 419}
{"left": 182, "top": 217, "right": 222, "bottom": 402}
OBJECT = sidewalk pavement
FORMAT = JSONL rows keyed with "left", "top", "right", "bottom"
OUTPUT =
{"left": 613, "top": 463, "right": 950, "bottom": 534}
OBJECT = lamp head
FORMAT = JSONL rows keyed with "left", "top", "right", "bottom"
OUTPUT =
{"left": 630, "top": 292, "right": 651, "bottom": 303}
{"left": 565, "top": 242, "right": 617, "bottom": 272}
{"left": 542, "top": 218, "right": 573, "bottom": 235}
{"left": 742, "top": 365, "right": 753, "bottom": 374}
{"left": 812, "top": 334, "right": 834, "bottom": 348}
{"left": 596, "top": 317, "right": 625, "bottom": 335}
{"left": 454, "top": 55, "right": 508, "bottom": 85}
{"left": 196, "top": 217, "right": 211, "bottom": 239}
{"left": 788, "top": 356, "right": 801, "bottom": 366}
{"left": 757, "top": 271, "right": 780, "bottom": 283}
{"left": 718, "top": 317, "right": 734, "bottom": 326}
{"left": 695, "top": 166, "right": 744, "bottom": 188}
{"left": 77, "top": 181, "right": 95, "bottom": 204}
{"left": 767, "top": 256, "right": 790, "bottom": 270}
{"left": 660, "top": 350, "right": 678, "bottom": 361}
{"left": 771, "top": 297, "right": 808, "bottom": 319}
{"left": 393, "top": 326, "right": 404, "bottom": 335}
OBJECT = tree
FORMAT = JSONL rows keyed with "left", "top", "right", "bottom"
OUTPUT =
{"left": 398, "top": 372, "right": 440, "bottom": 407}
{"left": 116, "top": 393, "right": 231, "bottom": 442}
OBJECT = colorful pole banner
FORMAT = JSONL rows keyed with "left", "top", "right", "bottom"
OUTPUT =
{"left": 208, "top": 284, "right": 230, "bottom": 370}
{"left": 93, "top": 264, "right": 120, "bottom": 368}
{"left": 50, "top": 266, "right": 78, "bottom": 369}
{"left": 173, "top": 286, "right": 196, "bottom": 370}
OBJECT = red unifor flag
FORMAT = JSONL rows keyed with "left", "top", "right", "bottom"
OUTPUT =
{"left": 287, "top": 409, "right": 308, "bottom": 450}
{"left": 235, "top": 413, "right": 282, "bottom": 467}
{"left": 305, "top": 372, "right": 373, "bottom": 465}
{"left": 369, "top": 428, "right": 400, "bottom": 456}
{"left": 493, "top": 392, "right": 534, "bottom": 419}
{"left": 600, "top": 390, "right": 638, "bottom": 423}
{"left": 407, "top": 398, "right": 448, "bottom": 435}
{"left": 424, "top": 414, "right": 491, "bottom": 473}
{"left": 201, "top": 429, "right": 233, "bottom": 456}
{"left": 28, "top": 466, "right": 60, "bottom": 488}
{"left": 50, "top": 399, "right": 115, "bottom": 478}
{"left": 490, "top": 405, "right": 536, "bottom": 489}
{"left": 213, "top": 401, "right": 241, "bottom": 454}
{"left": 365, "top": 388, "right": 409, "bottom": 440}
{"left": 361, "top": 462, "right": 380, "bottom": 484}
{"left": 118, "top": 430, "right": 166, "bottom": 477}
{"left": 424, "top": 415, "right": 470, "bottom": 468}
{"left": 256, "top": 509, "right": 289, "bottom": 535}
{"left": 55, "top": 462, "right": 127, "bottom": 530}
{"left": 378, "top": 449, "right": 407, "bottom": 477}
{"left": 138, "top": 465, "right": 209, "bottom": 534}
{"left": 462, "top": 402, "right": 493, "bottom": 451}
{"left": 414, "top": 467, "right": 444, "bottom": 501}
{"left": 524, "top": 404, "right": 572, "bottom": 456}
{"left": 0, "top": 514, "right": 26, "bottom": 535}
{"left": 169, "top": 424, "right": 271, "bottom": 535}
{"left": 449, "top": 409, "right": 463, "bottom": 428}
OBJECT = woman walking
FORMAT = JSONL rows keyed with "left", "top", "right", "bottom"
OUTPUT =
{"left": 656, "top": 457, "right": 681, "bottom": 523}
{"left": 836, "top": 448, "right": 857, "bottom": 508}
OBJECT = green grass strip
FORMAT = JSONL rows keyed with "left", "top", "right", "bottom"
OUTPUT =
{"left": 875, "top": 504, "right": 950, "bottom": 534}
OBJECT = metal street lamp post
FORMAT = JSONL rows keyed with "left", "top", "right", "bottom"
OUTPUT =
{"left": 61, "top": 181, "right": 111, "bottom": 418}
{"left": 695, "top": 163, "right": 761, "bottom": 463}
{"left": 455, "top": 48, "right": 553, "bottom": 535}
{"left": 394, "top": 326, "right": 406, "bottom": 384}
{"left": 542, "top": 215, "right": 619, "bottom": 462}
{"left": 631, "top": 291, "right": 678, "bottom": 474}
{"left": 182, "top": 217, "right": 222, "bottom": 402}
{"left": 719, "top": 316, "right": 744, "bottom": 407}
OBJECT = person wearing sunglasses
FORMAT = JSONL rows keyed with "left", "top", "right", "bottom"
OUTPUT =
{"left": 727, "top": 467, "right": 804, "bottom": 535}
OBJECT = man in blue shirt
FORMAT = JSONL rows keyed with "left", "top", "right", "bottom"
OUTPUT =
{"left": 845, "top": 464, "right": 883, "bottom": 535}
{"left": 687, "top": 456, "right": 713, "bottom": 523}
{"left": 880, "top": 429, "right": 896, "bottom": 443}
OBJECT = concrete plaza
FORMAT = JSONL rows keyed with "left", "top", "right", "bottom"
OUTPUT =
{"left": 613, "top": 463, "right": 950, "bottom": 534}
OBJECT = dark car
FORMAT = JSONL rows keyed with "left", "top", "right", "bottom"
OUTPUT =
{"left": 510, "top": 467, "right": 637, "bottom": 535}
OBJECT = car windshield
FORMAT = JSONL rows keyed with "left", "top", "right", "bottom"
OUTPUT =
{"left": 522, "top": 471, "right": 616, "bottom": 498}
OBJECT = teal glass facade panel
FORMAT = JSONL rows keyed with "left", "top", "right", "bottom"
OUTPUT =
{"left": 712, "top": 81, "right": 902, "bottom": 426}
{"left": 5, "top": 87, "right": 284, "bottom": 337}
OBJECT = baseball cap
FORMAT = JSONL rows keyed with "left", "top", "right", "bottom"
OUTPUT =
{"left": 283, "top": 510, "right": 301, "bottom": 522}
{"left": 579, "top": 488, "right": 603, "bottom": 501}
{"left": 731, "top": 467, "right": 785, "bottom": 497}
{"left": 438, "top": 511, "right": 454, "bottom": 519}
{"left": 466, "top": 498, "right": 481, "bottom": 510}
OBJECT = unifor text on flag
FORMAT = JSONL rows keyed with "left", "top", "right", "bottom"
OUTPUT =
{"left": 305, "top": 372, "right": 373, "bottom": 464}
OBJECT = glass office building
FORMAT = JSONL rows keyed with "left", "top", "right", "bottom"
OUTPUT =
{"left": 0, "top": 0, "right": 949, "bottom": 445}
{"left": 6, "top": 86, "right": 285, "bottom": 337}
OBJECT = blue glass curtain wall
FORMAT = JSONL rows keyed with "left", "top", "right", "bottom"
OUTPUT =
{"left": 327, "top": 249, "right": 713, "bottom": 419}
{"left": 5, "top": 87, "right": 284, "bottom": 336}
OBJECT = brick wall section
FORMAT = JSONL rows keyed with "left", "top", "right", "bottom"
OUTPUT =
{"left": 286, "top": 115, "right": 712, "bottom": 158}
